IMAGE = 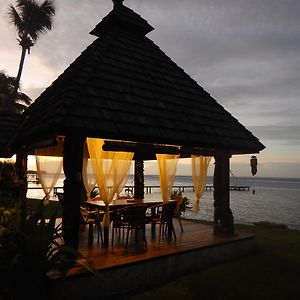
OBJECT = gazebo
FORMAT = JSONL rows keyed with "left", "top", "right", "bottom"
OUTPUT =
{"left": 11, "top": 0, "right": 265, "bottom": 249}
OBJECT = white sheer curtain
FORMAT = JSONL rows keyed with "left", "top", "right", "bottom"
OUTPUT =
{"left": 87, "top": 138, "right": 133, "bottom": 227}
{"left": 35, "top": 140, "right": 63, "bottom": 205}
{"left": 191, "top": 155, "right": 212, "bottom": 212}
{"left": 82, "top": 141, "right": 97, "bottom": 201}
{"left": 156, "top": 154, "right": 179, "bottom": 203}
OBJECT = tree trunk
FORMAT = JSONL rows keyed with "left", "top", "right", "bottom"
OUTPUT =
{"left": 12, "top": 47, "right": 27, "bottom": 104}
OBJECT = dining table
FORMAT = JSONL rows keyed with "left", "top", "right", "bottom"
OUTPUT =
{"left": 86, "top": 198, "right": 172, "bottom": 247}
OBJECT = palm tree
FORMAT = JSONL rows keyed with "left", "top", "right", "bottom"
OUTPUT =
{"left": 0, "top": 70, "right": 32, "bottom": 114}
{"left": 8, "top": 0, "right": 55, "bottom": 102}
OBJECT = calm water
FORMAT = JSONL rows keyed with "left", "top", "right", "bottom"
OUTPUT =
{"left": 27, "top": 175, "right": 300, "bottom": 231}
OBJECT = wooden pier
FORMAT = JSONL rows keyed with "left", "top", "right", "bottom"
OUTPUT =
{"left": 50, "top": 184, "right": 250, "bottom": 197}
{"left": 124, "top": 184, "right": 250, "bottom": 194}
{"left": 27, "top": 173, "right": 39, "bottom": 184}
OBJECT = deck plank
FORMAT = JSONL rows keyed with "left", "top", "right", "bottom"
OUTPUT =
{"left": 67, "top": 219, "right": 255, "bottom": 276}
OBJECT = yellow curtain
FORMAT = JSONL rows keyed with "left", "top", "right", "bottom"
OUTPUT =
{"left": 191, "top": 155, "right": 212, "bottom": 212}
{"left": 87, "top": 138, "right": 133, "bottom": 227}
{"left": 35, "top": 141, "right": 63, "bottom": 205}
{"left": 156, "top": 154, "right": 179, "bottom": 203}
{"left": 116, "top": 168, "right": 132, "bottom": 198}
{"left": 82, "top": 142, "right": 97, "bottom": 201}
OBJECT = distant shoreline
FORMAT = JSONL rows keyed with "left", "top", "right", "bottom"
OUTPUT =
{"left": 27, "top": 171, "right": 300, "bottom": 181}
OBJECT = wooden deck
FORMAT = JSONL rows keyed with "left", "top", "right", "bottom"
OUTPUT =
{"left": 51, "top": 219, "right": 257, "bottom": 300}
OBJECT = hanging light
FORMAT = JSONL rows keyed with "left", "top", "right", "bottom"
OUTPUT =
{"left": 250, "top": 156, "right": 258, "bottom": 176}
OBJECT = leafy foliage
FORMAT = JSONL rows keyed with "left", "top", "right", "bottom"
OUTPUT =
{"left": 0, "top": 161, "right": 22, "bottom": 207}
{"left": 8, "top": 0, "right": 56, "bottom": 49}
{"left": 170, "top": 190, "right": 191, "bottom": 214}
{"left": 0, "top": 70, "right": 32, "bottom": 113}
{"left": 0, "top": 203, "right": 96, "bottom": 299}
{"left": 0, "top": 161, "right": 17, "bottom": 183}
{"left": 7, "top": 0, "right": 55, "bottom": 106}
{"left": 90, "top": 187, "right": 99, "bottom": 199}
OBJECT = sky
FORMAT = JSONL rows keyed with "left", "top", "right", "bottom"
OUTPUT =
{"left": 0, "top": 0, "right": 299, "bottom": 178}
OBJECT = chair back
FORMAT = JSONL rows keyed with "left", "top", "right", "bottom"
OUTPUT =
{"left": 123, "top": 205, "right": 148, "bottom": 227}
{"left": 161, "top": 201, "right": 177, "bottom": 222}
{"left": 174, "top": 197, "right": 184, "bottom": 217}
{"left": 56, "top": 192, "right": 64, "bottom": 207}
{"left": 80, "top": 206, "right": 90, "bottom": 223}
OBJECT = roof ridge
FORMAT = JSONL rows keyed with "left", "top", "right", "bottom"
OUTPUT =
{"left": 90, "top": 4, "right": 154, "bottom": 37}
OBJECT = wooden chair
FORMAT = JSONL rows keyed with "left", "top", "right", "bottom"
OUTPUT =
{"left": 80, "top": 205, "right": 104, "bottom": 246}
{"left": 56, "top": 192, "right": 103, "bottom": 245}
{"left": 149, "top": 201, "right": 177, "bottom": 241}
{"left": 111, "top": 208, "right": 127, "bottom": 245}
{"left": 111, "top": 204, "right": 148, "bottom": 248}
{"left": 173, "top": 197, "right": 184, "bottom": 232}
{"left": 56, "top": 192, "right": 64, "bottom": 207}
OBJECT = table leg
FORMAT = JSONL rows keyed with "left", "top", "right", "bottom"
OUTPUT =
{"left": 88, "top": 222, "right": 94, "bottom": 246}
{"left": 103, "top": 226, "right": 109, "bottom": 247}
{"left": 151, "top": 207, "right": 156, "bottom": 234}
{"left": 167, "top": 222, "right": 172, "bottom": 238}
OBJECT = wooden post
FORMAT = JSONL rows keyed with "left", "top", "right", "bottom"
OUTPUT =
{"left": 213, "top": 152, "right": 235, "bottom": 235}
{"left": 15, "top": 148, "right": 28, "bottom": 222}
{"left": 62, "top": 135, "right": 85, "bottom": 249}
{"left": 134, "top": 156, "right": 144, "bottom": 199}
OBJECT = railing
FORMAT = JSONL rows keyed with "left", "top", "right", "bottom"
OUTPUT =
{"left": 49, "top": 185, "right": 250, "bottom": 196}
{"left": 27, "top": 173, "right": 39, "bottom": 184}
{"left": 124, "top": 185, "right": 250, "bottom": 194}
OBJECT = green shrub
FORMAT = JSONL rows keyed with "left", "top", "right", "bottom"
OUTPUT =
{"left": 0, "top": 203, "right": 95, "bottom": 299}
{"left": 170, "top": 190, "right": 191, "bottom": 214}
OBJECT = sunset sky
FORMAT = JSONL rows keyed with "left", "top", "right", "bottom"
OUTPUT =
{"left": 1, "top": 0, "right": 299, "bottom": 178}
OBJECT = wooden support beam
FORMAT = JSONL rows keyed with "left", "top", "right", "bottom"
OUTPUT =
{"left": 102, "top": 141, "right": 221, "bottom": 159}
{"left": 15, "top": 147, "right": 28, "bottom": 223}
{"left": 134, "top": 157, "right": 144, "bottom": 199}
{"left": 180, "top": 147, "right": 217, "bottom": 157}
{"left": 213, "top": 152, "right": 235, "bottom": 236}
{"left": 62, "top": 135, "right": 85, "bottom": 249}
{"left": 102, "top": 141, "right": 180, "bottom": 159}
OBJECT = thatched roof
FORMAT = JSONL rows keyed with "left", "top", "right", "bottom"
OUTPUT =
{"left": 12, "top": 2, "right": 265, "bottom": 156}
{"left": 0, "top": 112, "right": 22, "bottom": 158}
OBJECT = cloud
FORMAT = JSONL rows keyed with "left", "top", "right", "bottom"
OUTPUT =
{"left": 1, "top": 0, "right": 299, "bottom": 177}
{"left": 249, "top": 125, "right": 300, "bottom": 145}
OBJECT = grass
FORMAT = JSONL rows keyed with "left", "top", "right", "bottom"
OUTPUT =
{"left": 120, "top": 222, "right": 300, "bottom": 300}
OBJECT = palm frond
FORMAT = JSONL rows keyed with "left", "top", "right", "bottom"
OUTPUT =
{"left": 0, "top": 71, "right": 14, "bottom": 93}
{"left": 16, "top": 0, "right": 33, "bottom": 9}
{"left": 21, "top": 0, "right": 55, "bottom": 42}
{"left": 43, "top": 0, "right": 55, "bottom": 15}
{"left": 8, "top": 5, "right": 24, "bottom": 36}
{"left": 0, "top": 70, "right": 32, "bottom": 113}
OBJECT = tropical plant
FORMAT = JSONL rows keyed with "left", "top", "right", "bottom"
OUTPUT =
{"left": 171, "top": 190, "right": 191, "bottom": 214}
{"left": 8, "top": 0, "right": 55, "bottom": 102}
{"left": 0, "top": 203, "right": 97, "bottom": 299}
{"left": 180, "top": 195, "right": 191, "bottom": 214}
{"left": 0, "top": 160, "right": 17, "bottom": 184}
{"left": 90, "top": 187, "right": 99, "bottom": 199}
{"left": 0, "top": 70, "right": 32, "bottom": 114}
{"left": 0, "top": 160, "right": 22, "bottom": 207}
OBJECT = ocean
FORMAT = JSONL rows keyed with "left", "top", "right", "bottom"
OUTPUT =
{"left": 27, "top": 175, "right": 300, "bottom": 231}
